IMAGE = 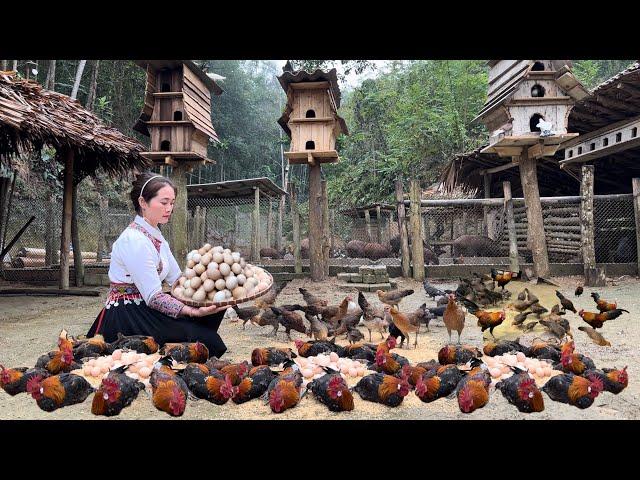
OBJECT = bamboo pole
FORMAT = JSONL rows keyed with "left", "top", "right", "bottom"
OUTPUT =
{"left": 410, "top": 179, "right": 425, "bottom": 281}
{"left": 633, "top": 178, "right": 640, "bottom": 276}
{"left": 194, "top": 206, "right": 202, "bottom": 249}
{"left": 395, "top": 179, "right": 411, "bottom": 278}
{"left": 581, "top": 165, "right": 605, "bottom": 286}
{"left": 503, "top": 181, "right": 519, "bottom": 272}
{"left": 290, "top": 182, "right": 302, "bottom": 274}
{"left": 308, "top": 161, "right": 324, "bottom": 281}
{"left": 59, "top": 149, "right": 74, "bottom": 290}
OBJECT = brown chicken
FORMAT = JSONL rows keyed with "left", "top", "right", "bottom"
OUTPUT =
{"left": 107, "top": 333, "right": 159, "bottom": 354}
{"left": 72, "top": 334, "right": 109, "bottom": 359}
{"left": 384, "top": 304, "right": 422, "bottom": 349}
{"left": 233, "top": 305, "right": 262, "bottom": 330}
{"left": 27, "top": 373, "right": 94, "bottom": 412}
{"left": 578, "top": 308, "right": 628, "bottom": 329}
{"left": 372, "top": 348, "right": 410, "bottom": 376}
{"left": 91, "top": 366, "right": 145, "bottom": 416}
{"left": 181, "top": 363, "right": 235, "bottom": 405}
{"left": 219, "top": 361, "right": 251, "bottom": 386}
{"left": 0, "top": 366, "right": 50, "bottom": 396}
{"left": 341, "top": 342, "right": 377, "bottom": 362}
{"left": 376, "top": 288, "right": 414, "bottom": 309}
{"left": 299, "top": 287, "right": 329, "bottom": 308}
{"left": 575, "top": 285, "right": 583, "bottom": 296}
{"left": 264, "top": 368, "right": 304, "bottom": 413}
{"left": 251, "top": 347, "right": 297, "bottom": 366}
{"left": 438, "top": 344, "right": 482, "bottom": 365}
{"left": 483, "top": 340, "right": 529, "bottom": 357}
{"left": 295, "top": 338, "right": 344, "bottom": 357}
{"left": 270, "top": 306, "right": 307, "bottom": 340}
{"left": 490, "top": 268, "right": 521, "bottom": 290}
{"left": 495, "top": 368, "right": 544, "bottom": 413}
{"left": 251, "top": 304, "right": 301, "bottom": 336}
{"left": 555, "top": 290, "right": 577, "bottom": 313}
{"left": 464, "top": 299, "right": 505, "bottom": 338}
{"left": 312, "top": 296, "right": 351, "bottom": 327}
{"left": 35, "top": 336, "right": 80, "bottom": 375}
{"left": 443, "top": 294, "right": 466, "bottom": 343}
{"left": 541, "top": 373, "right": 603, "bottom": 409}
{"left": 333, "top": 311, "right": 365, "bottom": 338}
{"left": 308, "top": 373, "right": 355, "bottom": 412}
{"left": 528, "top": 340, "right": 561, "bottom": 362}
{"left": 149, "top": 362, "right": 190, "bottom": 416}
{"left": 306, "top": 314, "right": 330, "bottom": 341}
{"left": 578, "top": 326, "right": 611, "bottom": 347}
{"left": 553, "top": 341, "right": 596, "bottom": 375}
{"left": 414, "top": 364, "right": 465, "bottom": 403}
{"left": 590, "top": 292, "right": 621, "bottom": 313}
{"left": 581, "top": 366, "right": 628, "bottom": 394}
{"left": 161, "top": 341, "right": 209, "bottom": 364}
{"left": 454, "top": 367, "right": 491, "bottom": 413}
{"left": 232, "top": 365, "right": 279, "bottom": 404}
{"left": 204, "top": 356, "right": 232, "bottom": 372}
{"left": 354, "top": 372, "right": 410, "bottom": 407}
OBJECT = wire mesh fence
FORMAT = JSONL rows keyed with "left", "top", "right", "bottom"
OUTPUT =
{"left": 594, "top": 194, "right": 637, "bottom": 263}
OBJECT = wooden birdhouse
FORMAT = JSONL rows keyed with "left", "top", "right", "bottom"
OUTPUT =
{"left": 475, "top": 60, "right": 589, "bottom": 159}
{"left": 277, "top": 63, "right": 348, "bottom": 164}
{"left": 133, "top": 60, "right": 223, "bottom": 166}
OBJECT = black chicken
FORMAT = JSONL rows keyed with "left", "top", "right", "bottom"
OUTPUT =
{"left": 353, "top": 372, "right": 410, "bottom": 407}
{"left": 0, "top": 366, "right": 50, "bottom": 396}
{"left": 541, "top": 372, "right": 603, "bottom": 409}
{"left": 308, "top": 373, "right": 355, "bottom": 412}
{"left": 414, "top": 364, "right": 465, "bottom": 403}
{"left": 27, "top": 373, "right": 94, "bottom": 412}
{"left": 107, "top": 333, "right": 159, "bottom": 354}
{"left": 232, "top": 365, "right": 279, "bottom": 404}
{"left": 91, "top": 366, "right": 145, "bottom": 416}
{"left": 495, "top": 367, "right": 544, "bottom": 413}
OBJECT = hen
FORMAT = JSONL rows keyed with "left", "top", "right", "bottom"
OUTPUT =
{"left": 251, "top": 347, "right": 297, "bottom": 366}
{"left": 438, "top": 344, "right": 482, "bottom": 365}
{"left": 376, "top": 288, "right": 414, "bottom": 308}
{"left": 414, "top": 364, "right": 465, "bottom": 403}
{"left": 443, "top": 294, "right": 466, "bottom": 343}
{"left": 233, "top": 365, "right": 279, "bottom": 404}
{"left": 107, "top": 333, "right": 159, "bottom": 354}
{"left": 181, "top": 363, "right": 235, "bottom": 405}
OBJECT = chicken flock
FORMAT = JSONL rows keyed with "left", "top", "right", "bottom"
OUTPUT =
{"left": 0, "top": 269, "right": 631, "bottom": 416}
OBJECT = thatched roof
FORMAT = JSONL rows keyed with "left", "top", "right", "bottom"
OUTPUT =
{"left": 0, "top": 72, "right": 150, "bottom": 178}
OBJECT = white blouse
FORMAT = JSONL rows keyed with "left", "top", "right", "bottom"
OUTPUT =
{"left": 108, "top": 215, "right": 184, "bottom": 316}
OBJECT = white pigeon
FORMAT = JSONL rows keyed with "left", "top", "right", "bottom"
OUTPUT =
{"left": 537, "top": 119, "right": 555, "bottom": 137}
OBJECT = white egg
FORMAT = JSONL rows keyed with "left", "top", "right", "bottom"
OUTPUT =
{"left": 192, "top": 288, "right": 207, "bottom": 302}
{"left": 186, "top": 259, "right": 196, "bottom": 269}
{"left": 203, "top": 243, "right": 212, "bottom": 251}
{"left": 240, "top": 259, "right": 246, "bottom": 268}
{"left": 184, "top": 268, "right": 196, "bottom": 279}
{"left": 236, "top": 274, "right": 246, "bottom": 286}
{"left": 183, "top": 287, "right": 195, "bottom": 298}
{"left": 244, "top": 268, "right": 254, "bottom": 278}
{"left": 183, "top": 279, "right": 191, "bottom": 290}
{"left": 223, "top": 249, "right": 231, "bottom": 255}
{"left": 225, "top": 276, "right": 238, "bottom": 290}
{"left": 203, "top": 279, "right": 215, "bottom": 293}
{"left": 213, "top": 246, "right": 224, "bottom": 253}
{"left": 200, "top": 254, "right": 212, "bottom": 266}
{"left": 194, "top": 264, "right": 206, "bottom": 275}
{"left": 212, "top": 252, "right": 224, "bottom": 264}
{"left": 219, "top": 263, "right": 231, "bottom": 276}
{"left": 215, "top": 279, "right": 227, "bottom": 291}
{"left": 190, "top": 276, "right": 202, "bottom": 289}
{"left": 174, "top": 287, "right": 185, "bottom": 298}
{"left": 232, "top": 252, "right": 241, "bottom": 263}
{"left": 178, "top": 277, "right": 186, "bottom": 287}
{"left": 192, "top": 253, "right": 201, "bottom": 263}
{"left": 231, "top": 263, "right": 242, "bottom": 275}
{"left": 213, "top": 290, "right": 227, "bottom": 302}
{"left": 224, "top": 289, "right": 232, "bottom": 299}
{"left": 223, "top": 253, "right": 234, "bottom": 266}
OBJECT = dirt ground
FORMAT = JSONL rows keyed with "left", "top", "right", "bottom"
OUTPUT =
{"left": 1, "top": 274, "right": 638, "bottom": 420}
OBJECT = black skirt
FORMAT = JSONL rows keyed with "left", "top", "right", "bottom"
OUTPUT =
{"left": 87, "top": 302, "right": 228, "bottom": 359}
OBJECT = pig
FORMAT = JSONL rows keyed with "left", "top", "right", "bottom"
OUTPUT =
{"left": 362, "top": 242, "right": 392, "bottom": 260}
{"left": 451, "top": 234, "right": 502, "bottom": 258}
{"left": 390, "top": 234, "right": 443, "bottom": 263}
{"left": 260, "top": 247, "right": 282, "bottom": 259}
{"left": 346, "top": 240, "right": 367, "bottom": 258}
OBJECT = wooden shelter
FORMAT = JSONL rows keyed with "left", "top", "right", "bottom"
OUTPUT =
{"left": 340, "top": 203, "right": 397, "bottom": 244}
{"left": 133, "top": 60, "right": 223, "bottom": 261}
{"left": 0, "top": 71, "right": 149, "bottom": 289}
{"left": 277, "top": 63, "right": 348, "bottom": 280}
{"left": 472, "top": 60, "right": 588, "bottom": 277}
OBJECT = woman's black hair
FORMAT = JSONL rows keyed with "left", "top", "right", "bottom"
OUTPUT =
{"left": 130, "top": 172, "right": 177, "bottom": 215}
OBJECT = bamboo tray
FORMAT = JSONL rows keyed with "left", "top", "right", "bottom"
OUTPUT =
{"left": 171, "top": 267, "right": 273, "bottom": 307}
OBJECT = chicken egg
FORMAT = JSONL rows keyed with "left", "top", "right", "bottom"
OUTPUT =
{"left": 187, "top": 259, "right": 196, "bottom": 269}
{"left": 223, "top": 249, "right": 231, "bottom": 255}
{"left": 207, "top": 291, "right": 216, "bottom": 301}
{"left": 236, "top": 274, "right": 246, "bottom": 286}
{"left": 192, "top": 253, "right": 201, "bottom": 264}
{"left": 174, "top": 287, "right": 185, "bottom": 298}
{"left": 357, "top": 368, "right": 365, "bottom": 377}
{"left": 215, "top": 279, "right": 227, "bottom": 291}
{"left": 490, "top": 368, "right": 502, "bottom": 378}
{"left": 516, "top": 352, "right": 526, "bottom": 362}
{"left": 313, "top": 366, "right": 324, "bottom": 375}
{"left": 244, "top": 268, "right": 254, "bottom": 278}
{"left": 100, "top": 364, "right": 110, "bottom": 374}
{"left": 192, "top": 288, "right": 207, "bottom": 302}
{"left": 91, "top": 367, "right": 101, "bottom": 377}
{"left": 302, "top": 368, "right": 314, "bottom": 379}
{"left": 201, "top": 254, "right": 212, "bottom": 266}
{"left": 231, "top": 263, "right": 242, "bottom": 275}
{"left": 183, "top": 287, "right": 195, "bottom": 298}
{"left": 348, "top": 368, "right": 358, "bottom": 377}
{"left": 224, "top": 289, "right": 232, "bottom": 299}
{"left": 213, "top": 246, "right": 224, "bottom": 253}
{"left": 200, "top": 271, "right": 209, "bottom": 283}
{"left": 184, "top": 268, "right": 196, "bottom": 279}
{"left": 212, "top": 252, "right": 224, "bottom": 264}
{"left": 329, "top": 352, "right": 339, "bottom": 362}
{"left": 194, "top": 264, "right": 206, "bottom": 275}
{"left": 208, "top": 268, "right": 222, "bottom": 281}
{"left": 203, "top": 279, "right": 215, "bottom": 293}
{"left": 232, "top": 286, "right": 247, "bottom": 299}
{"left": 240, "top": 259, "right": 246, "bottom": 268}
{"left": 178, "top": 276, "right": 186, "bottom": 287}
{"left": 82, "top": 365, "right": 92, "bottom": 376}
{"left": 213, "top": 291, "right": 226, "bottom": 302}
{"left": 198, "top": 247, "right": 207, "bottom": 256}
{"left": 138, "top": 367, "right": 152, "bottom": 378}
{"left": 232, "top": 252, "right": 241, "bottom": 262}
{"left": 203, "top": 243, "right": 212, "bottom": 251}
{"left": 190, "top": 277, "right": 202, "bottom": 290}
{"left": 225, "top": 276, "right": 238, "bottom": 290}
{"left": 128, "top": 363, "right": 140, "bottom": 373}
{"left": 219, "top": 263, "right": 231, "bottom": 276}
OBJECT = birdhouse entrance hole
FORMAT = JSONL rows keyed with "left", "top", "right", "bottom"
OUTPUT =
{"left": 173, "top": 111, "right": 183, "bottom": 121}
{"left": 305, "top": 109, "right": 316, "bottom": 118}
{"left": 531, "top": 84, "right": 545, "bottom": 97}
{"left": 530, "top": 113, "right": 544, "bottom": 132}
{"left": 161, "top": 83, "right": 171, "bottom": 92}
{"left": 305, "top": 141, "right": 315, "bottom": 150}
{"left": 160, "top": 140, "right": 171, "bottom": 151}
{"left": 531, "top": 62, "right": 545, "bottom": 71}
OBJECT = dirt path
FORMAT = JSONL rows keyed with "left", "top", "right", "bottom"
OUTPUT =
{"left": 1, "top": 275, "right": 638, "bottom": 419}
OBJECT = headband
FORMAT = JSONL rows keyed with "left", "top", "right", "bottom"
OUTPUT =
{"left": 139, "top": 175, "right": 163, "bottom": 198}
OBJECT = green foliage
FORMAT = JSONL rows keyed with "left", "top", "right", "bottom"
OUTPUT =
{"left": 573, "top": 60, "right": 635, "bottom": 89}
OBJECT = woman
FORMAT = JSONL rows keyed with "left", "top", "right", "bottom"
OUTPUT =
{"left": 87, "top": 172, "right": 229, "bottom": 357}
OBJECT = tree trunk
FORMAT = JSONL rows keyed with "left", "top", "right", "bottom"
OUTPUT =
{"left": 169, "top": 161, "right": 189, "bottom": 263}
{"left": 59, "top": 149, "right": 74, "bottom": 290}
{"left": 70, "top": 60, "right": 87, "bottom": 100}
{"left": 71, "top": 178, "right": 84, "bottom": 287}
{"left": 581, "top": 165, "right": 604, "bottom": 286}
{"left": 410, "top": 179, "right": 425, "bottom": 281}
{"left": 633, "top": 178, "right": 640, "bottom": 276}
{"left": 395, "top": 178, "right": 411, "bottom": 278}
{"left": 364, "top": 209, "right": 372, "bottom": 242}
{"left": 308, "top": 162, "right": 324, "bottom": 281}
{"left": 321, "top": 180, "right": 330, "bottom": 277}
{"left": 85, "top": 60, "right": 100, "bottom": 111}
{"left": 503, "top": 181, "right": 519, "bottom": 273}
{"left": 45, "top": 60, "right": 57, "bottom": 90}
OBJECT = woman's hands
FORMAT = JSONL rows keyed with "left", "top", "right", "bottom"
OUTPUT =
{"left": 182, "top": 304, "right": 230, "bottom": 318}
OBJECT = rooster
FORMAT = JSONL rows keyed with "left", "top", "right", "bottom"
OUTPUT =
{"left": 528, "top": 340, "right": 561, "bottom": 362}
{"left": 161, "top": 341, "right": 209, "bottom": 364}
{"left": 414, "top": 364, "right": 465, "bottom": 403}
{"left": 490, "top": 268, "right": 521, "bottom": 290}
{"left": 181, "top": 363, "right": 235, "bottom": 405}
{"left": 294, "top": 338, "right": 344, "bottom": 357}
{"left": 232, "top": 365, "right": 279, "bottom": 404}
{"left": 581, "top": 366, "right": 628, "bottom": 394}
{"left": 72, "top": 334, "right": 109, "bottom": 359}
{"left": 376, "top": 288, "right": 414, "bottom": 309}
{"left": 495, "top": 367, "right": 544, "bottom": 413}
{"left": 555, "top": 291, "right": 577, "bottom": 313}
{"left": 354, "top": 372, "right": 410, "bottom": 407}
{"left": 150, "top": 360, "right": 190, "bottom": 416}
{"left": 91, "top": 366, "right": 145, "bottom": 416}
{"left": 453, "top": 365, "right": 491, "bottom": 413}
{"left": 251, "top": 347, "right": 297, "bottom": 366}
{"left": 270, "top": 306, "right": 307, "bottom": 340}
{"left": 464, "top": 299, "right": 505, "bottom": 338}
{"left": 308, "top": 373, "right": 354, "bottom": 412}
{"left": 219, "top": 361, "right": 251, "bottom": 386}
{"left": 541, "top": 373, "right": 603, "bottom": 409}
{"left": 341, "top": 342, "right": 377, "bottom": 362}
{"left": 578, "top": 308, "right": 628, "bottom": 329}
{"left": 264, "top": 367, "right": 304, "bottom": 413}
{"left": 35, "top": 336, "right": 80, "bottom": 374}
{"left": 438, "top": 344, "right": 482, "bottom": 365}
{"left": 578, "top": 326, "right": 611, "bottom": 347}
{"left": 443, "top": 294, "right": 466, "bottom": 343}
{"left": 370, "top": 348, "right": 410, "bottom": 376}
{"left": 483, "top": 340, "right": 530, "bottom": 357}
{"left": 0, "top": 366, "right": 50, "bottom": 396}
{"left": 590, "top": 292, "right": 621, "bottom": 313}
{"left": 27, "top": 373, "right": 94, "bottom": 412}
{"left": 553, "top": 341, "right": 596, "bottom": 375}
{"left": 107, "top": 333, "right": 159, "bottom": 354}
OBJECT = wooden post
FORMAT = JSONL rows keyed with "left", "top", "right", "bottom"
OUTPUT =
{"left": 277, "top": 194, "right": 284, "bottom": 252}
{"left": 423, "top": 210, "right": 430, "bottom": 247}
{"left": 503, "top": 181, "right": 519, "bottom": 273}
{"left": 71, "top": 179, "right": 84, "bottom": 286}
{"left": 308, "top": 162, "right": 324, "bottom": 281}
{"left": 59, "top": 148, "right": 74, "bottom": 290}
{"left": 364, "top": 208, "right": 372, "bottom": 243}
{"left": 518, "top": 150, "right": 550, "bottom": 277}
{"left": 321, "top": 180, "right": 330, "bottom": 277}
{"left": 252, "top": 187, "right": 260, "bottom": 263}
{"left": 194, "top": 206, "right": 202, "bottom": 249}
{"left": 581, "top": 165, "right": 605, "bottom": 286}
{"left": 484, "top": 173, "right": 496, "bottom": 239}
{"left": 462, "top": 211, "right": 468, "bottom": 235}
{"left": 169, "top": 161, "right": 189, "bottom": 263}
{"left": 267, "top": 200, "right": 273, "bottom": 248}
{"left": 396, "top": 179, "right": 411, "bottom": 278}
{"left": 410, "top": 179, "right": 425, "bottom": 281}
{"left": 330, "top": 210, "right": 335, "bottom": 254}
{"left": 44, "top": 192, "right": 55, "bottom": 266}
{"left": 290, "top": 182, "right": 302, "bottom": 274}
{"left": 633, "top": 178, "right": 640, "bottom": 277}
{"left": 96, "top": 194, "right": 108, "bottom": 262}
{"left": 375, "top": 205, "right": 382, "bottom": 244}
{"left": 387, "top": 212, "right": 393, "bottom": 245}
{"left": 234, "top": 205, "right": 239, "bottom": 251}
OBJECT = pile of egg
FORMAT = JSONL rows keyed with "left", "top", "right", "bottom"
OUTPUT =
{"left": 173, "top": 244, "right": 272, "bottom": 304}
{"left": 295, "top": 352, "right": 368, "bottom": 385}
{"left": 483, "top": 352, "right": 558, "bottom": 384}
{"left": 81, "top": 350, "right": 161, "bottom": 384}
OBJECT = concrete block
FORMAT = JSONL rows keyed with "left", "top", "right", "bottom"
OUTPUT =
{"left": 84, "top": 272, "right": 100, "bottom": 286}
{"left": 337, "top": 272, "right": 352, "bottom": 282}
{"left": 359, "top": 266, "right": 375, "bottom": 275}
{"left": 349, "top": 273, "right": 362, "bottom": 283}
{"left": 100, "top": 274, "right": 112, "bottom": 286}
{"left": 362, "top": 274, "right": 376, "bottom": 284}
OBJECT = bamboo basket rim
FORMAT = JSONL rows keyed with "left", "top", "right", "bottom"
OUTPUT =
{"left": 171, "top": 267, "right": 273, "bottom": 307}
